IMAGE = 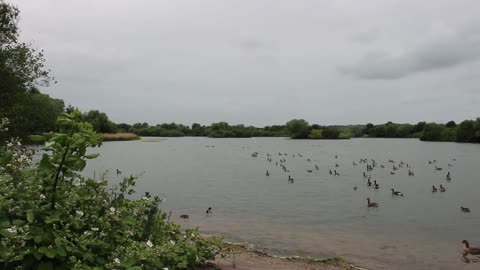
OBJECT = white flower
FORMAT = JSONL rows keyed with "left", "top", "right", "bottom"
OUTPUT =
{"left": 163, "top": 268, "right": 169, "bottom": 270}
{"left": 6, "top": 226, "right": 16, "bottom": 233}
{"left": 146, "top": 240, "right": 153, "bottom": 248}
{"left": 91, "top": 227, "right": 99, "bottom": 231}
{"left": 40, "top": 194, "right": 46, "bottom": 200}
{"left": 109, "top": 207, "right": 116, "bottom": 214}
{"left": 76, "top": 210, "right": 84, "bottom": 217}
{"left": 6, "top": 142, "right": 13, "bottom": 147}
{"left": 114, "top": 258, "right": 120, "bottom": 264}
{"left": 84, "top": 231, "right": 91, "bottom": 236}
{"left": 17, "top": 141, "right": 21, "bottom": 146}
{"left": 169, "top": 240, "right": 175, "bottom": 245}
{"left": 141, "top": 196, "right": 150, "bottom": 201}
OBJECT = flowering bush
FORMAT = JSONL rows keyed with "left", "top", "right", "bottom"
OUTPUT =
{"left": 0, "top": 111, "right": 222, "bottom": 269}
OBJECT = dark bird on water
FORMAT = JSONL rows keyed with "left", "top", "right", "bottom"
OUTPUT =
{"left": 206, "top": 207, "right": 212, "bottom": 214}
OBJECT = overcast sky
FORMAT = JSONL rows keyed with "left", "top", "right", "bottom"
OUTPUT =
{"left": 14, "top": 0, "right": 480, "bottom": 126}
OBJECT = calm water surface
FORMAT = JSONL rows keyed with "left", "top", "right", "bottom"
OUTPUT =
{"left": 84, "top": 138, "right": 480, "bottom": 270}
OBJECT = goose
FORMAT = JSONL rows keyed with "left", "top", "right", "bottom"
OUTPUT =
{"left": 334, "top": 170, "right": 340, "bottom": 176}
{"left": 373, "top": 180, "right": 379, "bottom": 189}
{"left": 353, "top": 162, "right": 357, "bottom": 166}
{"left": 266, "top": 170, "right": 270, "bottom": 176}
{"left": 288, "top": 175, "right": 294, "bottom": 183}
{"left": 380, "top": 165, "right": 385, "bottom": 168}
{"left": 366, "top": 198, "right": 378, "bottom": 207}
{"left": 206, "top": 207, "right": 212, "bottom": 214}
{"left": 432, "top": 186, "right": 438, "bottom": 192}
{"left": 116, "top": 169, "right": 122, "bottom": 175}
{"left": 391, "top": 188, "right": 404, "bottom": 196}
{"left": 335, "top": 163, "right": 339, "bottom": 168}
{"left": 462, "top": 240, "right": 480, "bottom": 257}
{"left": 367, "top": 178, "right": 372, "bottom": 187}
{"left": 180, "top": 214, "right": 189, "bottom": 219}
{"left": 435, "top": 166, "right": 442, "bottom": 171}
{"left": 315, "top": 165, "right": 319, "bottom": 170}
{"left": 390, "top": 171, "right": 395, "bottom": 175}
{"left": 353, "top": 186, "right": 358, "bottom": 191}
{"left": 460, "top": 207, "right": 471, "bottom": 213}
{"left": 439, "top": 184, "right": 446, "bottom": 192}
{"left": 408, "top": 170, "right": 414, "bottom": 176}
{"left": 329, "top": 169, "right": 333, "bottom": 175}
{"left": 307, "top": 169, "right": 313, "bottom": 173}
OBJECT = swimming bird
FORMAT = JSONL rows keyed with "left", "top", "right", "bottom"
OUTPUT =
{"left": 307, "top": 169, "right": 313, "bottom": 173}
{"left": 435, "top": 166, "right": 442, "bottom": 171}
{"left": 391, "top": 188, "right": 404, "bottom": 196}
{"left": 432, "top": 186, "right": 438, "bottom": 192}
{"left": 462, "top": 240, "right": 480, "bottom": 257}
{"left": 206, "top": 207, "right": 212, "bottom": 214}
{"left": 440, "top": 184, "right": 446, "bottom": 192}
{"left": 366, "top": 198, "right": 378, "bottom": 207}
{"left": 461, "top": 207, "right": 471, "bottom": 213}
{"left": 373, "top": 180, "right": 379, "bottom": 189}
{"left": 353, "top": 186, "right": 358, "bottom": 190}
{"left": 288, "top": 175, "right": 294, "bottom": 183}
{"left": 266, "top": 170, "right": 270, "bottom": 176}
{"left": 390, "top": 171, "right": 395, "bottom": 175}
{"left": 116, "top": 169, "right": 122, "bottom": 175}
{"left": 180, "top": 214, "right": 189, "bottom": 219}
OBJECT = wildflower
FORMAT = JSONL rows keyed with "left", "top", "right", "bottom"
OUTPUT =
{"left": 109, "top": 207, "right": 116, "bottom": 214}
{"left": 169, "top": 240, "right": 175, "bottom": 245}
{"left": 6, "top": 226, "right": 16, "bottom": 233}
{"left": 163, "top": 268, "right": 169, "bottom": 270}
{"left": 114, "top": 258, "right": 120, "bottom": 264}
{"left": 146, "top": 240, "right": 153, "bottom": 248}
{"left": 91, "top": 227, "right": 99, "bottom": 231}
{"left": 6, "top": 142, "right": 13, "bottom": 147}
{"left": 84, "top": 231, "right": 91, "bottom": 236}
{"left": 141, "top": 196, "right": 150, "bottom": 201}
{"left": 40, "top": 194, "right": 46, "bottom": 200}
{"left": 76, "top": 210, "right": 84, "bottom": 217}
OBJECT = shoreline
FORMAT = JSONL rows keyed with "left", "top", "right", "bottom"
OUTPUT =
{"left": 206, "top": 241, "right": 368, "bottom": 270}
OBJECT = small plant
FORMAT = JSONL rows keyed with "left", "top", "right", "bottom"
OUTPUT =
{"left": 0, "top": 111, "right": 222, "bottom": 269}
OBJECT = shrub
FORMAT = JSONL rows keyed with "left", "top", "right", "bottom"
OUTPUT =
{"left": 0, "top": 111, "right": 222, "bottom": 269}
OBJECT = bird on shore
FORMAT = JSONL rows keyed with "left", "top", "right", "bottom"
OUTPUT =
{"left": 366, "top": 198, "right": 378, "bottom": 208}
{"left": 391, "top": 188, "right": 404, "bottom": 196}
{"left": 462, "top": 240, "right": 480, "bottom": 257}
{"left": 461, "top": 207, "right": 471, "bottom": 213}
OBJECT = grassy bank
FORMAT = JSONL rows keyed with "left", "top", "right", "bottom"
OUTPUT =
{"left": 101, "top": 132, "right": 140, "bottom": 141}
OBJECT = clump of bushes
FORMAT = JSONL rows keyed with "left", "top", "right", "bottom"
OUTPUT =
{"left": 0, "top": 111, "right": 222, "bottom": 269}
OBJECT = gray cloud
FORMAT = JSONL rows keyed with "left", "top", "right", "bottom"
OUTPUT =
{"left": 340, "top": 28, "right": 480, "bottom": 79}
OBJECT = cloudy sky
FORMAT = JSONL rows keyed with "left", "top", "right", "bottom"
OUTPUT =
{"left": 14, "top": 0, "right": 480, "bottom": 126}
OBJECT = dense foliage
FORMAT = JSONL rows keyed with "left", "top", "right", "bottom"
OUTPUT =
{"left": 0, "top": 1, "right": 62, "bottom": 143}
{"left": 0, "top": 112, "right": 222, "bottom": 269}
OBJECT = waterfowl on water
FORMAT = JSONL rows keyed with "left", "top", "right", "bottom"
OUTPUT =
{"left": 367, "top": 178, "right": 372, "bottom": 187}
{"left": 461, "top": 207, "right": 471, "bottom": 213}
{"left": 334, "top": 170, "right": 340, "bottom": 176}
{"left": 408, "top": 170, "right": 414, "bottom": 176}
{"left": 432, "top": 186, "right": 438, "bottom": 192}
{"left": 435, "top": 166, "right": 442, "bottom": 171}
{"left": 462, "top": 240, "right": 480, "bottom": 257}
{"left": 116, "top": 169, "right": 122, "bottom": 175}
{"left": 206, "top": 207, "right": 212, "bottom": 214}
{"left": 390, "top": 171, "right": 395, "bottom": 175}
{"left": 266, "top": 170, "right": 270, "bottom": 176}
{"left": 366, "top": 198, "right": 378, "bottom": 207}
{"left": 391, "top": 188, "right": 404, "bottom": 196}
{"left": 440, "top": 184, "right": 446, "bottom": 192}
{"left": 180, "top": 214, "right": 189, "bottom": 219}
{"left": 307, "top": 169, "right": 313, "bottom": 173}
{"left": 288, "top": 175, "right": 294, "bottom": 183}
{"left": 329, "top": 169, "right": 333, "bottom": 175}
{"left": 353, "top": 186, "right": 358, "bottom": 190}
{"left": 373, "top": 180, "right": 379, "bottom": 189}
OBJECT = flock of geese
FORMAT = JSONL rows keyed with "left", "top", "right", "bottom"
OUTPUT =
{"left": 255, "top": 151, "right": 479, "bottom": 259}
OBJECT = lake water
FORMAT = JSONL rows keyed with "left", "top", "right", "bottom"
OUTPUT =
{"left": 84, "top": 137, "right": 480, "bottom": 270}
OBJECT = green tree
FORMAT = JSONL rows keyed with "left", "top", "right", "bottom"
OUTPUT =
{"left": 286, "top": 119, "right": 310, "bottom": 139}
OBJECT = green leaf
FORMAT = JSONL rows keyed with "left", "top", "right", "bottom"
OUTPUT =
{"left": 85, "top": 153, "right": 99, "bottom": 159}
{"left": 26, "top": 210, "right": 34, "bottom": 223}
{"left": 33, "top": 235, "right": 42, "bottom": 243}
{"left": 45, "top": 248, "right": 56, "bottom": 259}
{"left": 29, "top": 134, "right": 45, "bottom": 142}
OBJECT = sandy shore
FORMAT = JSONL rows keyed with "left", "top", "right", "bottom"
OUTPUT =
{"left": 202, "top": 243, "right": 365, "bottom": 270}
